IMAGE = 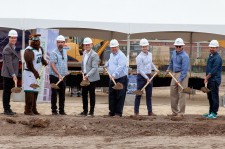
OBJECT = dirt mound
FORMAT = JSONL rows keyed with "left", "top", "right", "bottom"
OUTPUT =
{"left": 1, "top": 114, "right": 225, "bottom": 137}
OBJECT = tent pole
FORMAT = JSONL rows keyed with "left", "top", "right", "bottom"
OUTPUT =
{"left": 126, "top": 34, "right": 130, "bottom": 68}
{"left": 189, "top": 32, "right": 193, "bottom": 77}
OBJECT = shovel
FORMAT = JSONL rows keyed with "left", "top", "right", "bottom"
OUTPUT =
{"left": 30, "top": 66, "right": 45, "bottom": 89}
{"left": 168, "top": 71, "right": 192, "bottom": 94}
{"left": 133, "top": 72, "right": 158, "bottom": 95}
{"left": 11, "top": 79, "right": 22, "bottom": 93}
{"left": 80, "top": 71, "right": 90, "bottom": 86}
{"left": 50, "top": 76, "right": 65, "bottom": 89}
{"left": 104, "top": 68, "right": 123, "bottom": 90}
{"left": 201, "top": 82, "right": 210, "bottom": 93}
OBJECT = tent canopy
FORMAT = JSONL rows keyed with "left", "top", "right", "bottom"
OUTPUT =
{"left": 1, "top": 0, "right": 225, "bottom": 41}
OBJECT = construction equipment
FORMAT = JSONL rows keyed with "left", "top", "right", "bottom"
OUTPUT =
{"left": 30, "top": 66, "right": 45, "bottom": 89}
{"left": 133, "top": 72, "right": 158, "bottom": 95}
{"left": 80, "top": 71, "right": 90, "bottom": 86}
{"left": 50, "top": 76, "right": 65, "bottom": 89}
{"left": 168, "top": 71, "right": 192, "bottom": 94}
{"left": 201, "top": 82, "right": 210, "bottom": 93}
{"left": 104, "top": 68, "right": 123, "bottom": 90}
{"left": 11, "top": 79, "right": 22, "bottom": 93}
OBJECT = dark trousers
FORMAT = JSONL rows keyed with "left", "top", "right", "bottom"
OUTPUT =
{"left": 207, "top": 81, "right": 220, "bottom": 115}
{"left": 81, "top": 81, "right": 96, "bottom": 113}
{"left": 50, "top": 75, "right": 66, "bottom": 113}
{"left": 2, "top": 77, "right": 14, "bottom": 111}
{"left": 108, "top": 76, "right": 128, "bottom": 116}
{"left": 134, "top": 74, "right": 153, "bottom": 113}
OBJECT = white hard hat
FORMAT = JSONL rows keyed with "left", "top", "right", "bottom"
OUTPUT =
{"left": 56, "top": 35, "right": 65, "bottom": 41}
{"left": 109, "top": 39, "right": 119, "bottom": 47}
{"left": 83, "top": 37, "right": 93, "bottom": 44}
{"left": 209, "top": 40, "right": 219, "bottom": 47}
{"left": 174, "top": 38, "right": 185, "bottom": 46}
{"left": 8, "top": 30, "right": 18, "bottom": 37}
{"left": 140, "top": 38, "right": 149, "bottom": 46}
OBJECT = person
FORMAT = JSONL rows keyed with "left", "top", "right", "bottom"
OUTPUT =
{"left": 134, "top": 38, "right": 159, "bottom": 116}
{"left": 202, "top": 40, "right": 222, "bottom": 119}
{"left": 79, "top": 37, "right": 100, "bottom": 116}
{"left": 1, "top": 30, "right": 19, "bottom": 115}
{"left": 166, "top": 38, "right": 189, "bottom": 117}
{"left": 104, "top": 39, "right": 128, "bottom": 117}
{"left": 49, "top": 35, "right": 68, "bottom": 115}
{"left": 23, "top": 34, "right": 48, "bottom": 115}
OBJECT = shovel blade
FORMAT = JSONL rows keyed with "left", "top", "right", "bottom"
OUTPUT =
{"left": 80, "top": 80, "right": 90, "bottom": 86}
{"left": 11, "top": 87, "right": 22, "bottom": 93}
{"left": 182, "top": 87, "right": 192, "bottom": 94}
{"left": 30, "top": 84, "right": 39, "bottom": 89}
{"left": 133, "top": 90, "right": 143, "bottom": 95}
{"left": 50, "top": 83, "right": 60, "bottom": 89}
{"left": 200, "top": 87, "right": 210, "bottom": 93}
{"left": 112, "top": 82, "right": 123, "bottom": 90}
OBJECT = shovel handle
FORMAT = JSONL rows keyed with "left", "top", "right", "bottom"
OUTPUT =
{"left": 104, "top": 68, "right": 117, "bottom": 85}
{"left": 56, "top": 76, "right": 65, "bottom": 85}
{"left": 168, "top": 72, "right": 184, "bottom": 90}
{"left": 36, "top": 66, "right": 45, "bottom": 83}
{"left": 141, "top": 72, "right": 158, "bottom": 91}
{"left": 14, "top": 80, "right": 17, "bottom": 88}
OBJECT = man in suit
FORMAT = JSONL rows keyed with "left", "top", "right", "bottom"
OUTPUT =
{"left": 1, "top": 30, "right": 19, "bottom": 115}
{"left": 79, "top": 37, "right": 100, "bottom": 116}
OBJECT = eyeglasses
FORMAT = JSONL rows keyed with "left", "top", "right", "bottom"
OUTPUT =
{"left": 57, "top": 41, "right": 64, "bottom": 43}
{"left": 175, "top": 46, "right": 182, "bottom": 48}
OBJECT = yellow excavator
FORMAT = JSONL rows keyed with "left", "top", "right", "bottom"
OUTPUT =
{"left": 65, "top": 38, "right": 109, "bottom": 70}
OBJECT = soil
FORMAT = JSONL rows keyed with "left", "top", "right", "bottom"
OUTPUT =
{"left": 1, "top": 87, "right": 225, "bottom": 148}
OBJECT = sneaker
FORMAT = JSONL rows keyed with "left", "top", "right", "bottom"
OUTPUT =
{"left": 206, "top": 112, "right": 217, "bottom": 119}
{"left": 87, "top": 112, "right": 94, "bottom": 116}
{"left": 202, "top": 113, "right": 210, "bottom": 118}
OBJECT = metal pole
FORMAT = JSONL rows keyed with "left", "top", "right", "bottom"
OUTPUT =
{"left": 22, "top": 30, "right": 25, "bottom": 49}
{"left": 126, "top": 34, "right": 130, "bottom": 67}
{"left": 189, "top": 32, "right": 193, "bottom": 77}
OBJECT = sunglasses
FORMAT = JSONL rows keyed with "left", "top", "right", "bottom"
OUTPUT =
{"left": 175, "top": 46, "right": 182, "bottom": 48}
{"left": 57, "top": 41, "right": 64, "bottom": 43}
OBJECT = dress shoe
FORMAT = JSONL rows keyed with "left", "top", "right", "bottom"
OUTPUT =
{"left": 88, "top": 112, "right": 94, "bottom": 116}
{"left": 4, "top": 110, "right": 15, "bottom": 115}
{"left": 79, "top": 111, "right": 87, "bottom": 116}
{"left": 167, "top": 113, "right": 177, "bottom": 116}
{"left": 134, "top": 112, "right": 139, "bottom": 116}
{"left": 59, "top": 111, "right": 67, "bottom": 115}
{"left": 52, "top": 112, "right": 58, "bottom": 115}
{"left": 148, "top": 112, "right": 157, "bottom": 116}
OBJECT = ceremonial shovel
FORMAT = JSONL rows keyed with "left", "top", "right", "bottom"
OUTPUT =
{"left": 104, "top": 68, "right": 123, "bottom": 90}
{"left": 133, "top": 72, "right": 158, "bottom": 95}
{"left": 80, "top": 71, "right": 90, "bottom": 86}
{"left": 168, "top": 71, "right": 192, "bottom": 94}
{"left": 30, "top": 66, "right": 45, "bottom": 89}
{"left": 200, "top": 82, "right": 210, "bottom": 93}
{"left": 11, "top": 80, "right": 22, "bottom": 93}
{"left": 50, "top": 76, "right": 65, "bottom": 89}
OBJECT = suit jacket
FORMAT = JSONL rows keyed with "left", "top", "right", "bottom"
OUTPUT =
{"left": 81, "top": 50, "right": 100, "bottom": 82}
{"left": 1, "top": 43, "right": 19, "bottom": 78}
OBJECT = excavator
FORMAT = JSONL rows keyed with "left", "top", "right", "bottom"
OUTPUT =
{"left": 65, "top": 37, "right": 109, "bottom": 70}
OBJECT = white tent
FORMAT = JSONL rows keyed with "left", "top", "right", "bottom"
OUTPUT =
{"left": 1, "top": 0, "right": 225, "bottom": 41}
{"left": 1, "top": 0, "right": 225, "bottom": 64}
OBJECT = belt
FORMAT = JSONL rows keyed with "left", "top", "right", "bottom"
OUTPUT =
{"left": 24, "top": 69, "right": 32, "bottom": 72}
{"left": 137, "top": 73, "right": 151, "bottom": 76}
{"left": 174, "top": 71, "right": 181, "bottom": 73}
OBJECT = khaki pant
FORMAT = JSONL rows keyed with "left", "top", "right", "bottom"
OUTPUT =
{"left": 170, "top": 72, "right": 189, "bottom": 115}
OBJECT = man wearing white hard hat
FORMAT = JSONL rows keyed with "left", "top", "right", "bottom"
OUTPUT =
{"left": 166, "top": 38, "right": 189, "bottom": 117}
{"left": 1, "top": 30, "right": 19, "bottom": 115}
{"left": 104, "top": 39, "right": 128, "bottom": 117}
{"left": 49, "top": 35, "right": 68, "bottom": 115}
{"left": 79, "top": 37, "right": 100, "bottom": 116}
{"left": 134, "top": 38, "right": 159, "bottom": 116}
{"left": 202, "top": 40, "right": 222, "bottom": 119}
